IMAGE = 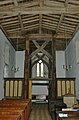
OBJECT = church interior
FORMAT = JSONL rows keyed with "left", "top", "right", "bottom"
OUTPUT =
{"left": 0, "top": 0, "right": 79, "bottom": 120}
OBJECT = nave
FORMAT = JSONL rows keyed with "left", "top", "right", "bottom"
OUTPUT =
{"left": 29, "top": 103, "right": 52, "bottom": 120}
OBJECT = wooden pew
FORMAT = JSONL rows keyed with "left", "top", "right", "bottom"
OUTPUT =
{"left": 0, "top": 114, "right": 21, "bottom": 120}
{"left": 3, "top": 99, "right": 31, "bottom": 115}
{"left": 0, "top": 99, "right": 31, "bottom": 120}
{"left": 57, "top": 111, "right": 79, "bottom": 120}
{"left": 61, "top": 118, "right": 79, "bottom": 120}
{"left": 1, "top": 101, "right": 29, "bottom": 118}
{"left": 1, "top": 99, "right": 31, "bottom": 119}
{"left": 0, "top": 110, "right": 24, "bottom": 120}
{"left": 0, "top": 104, "right": 27, "bottom": 118}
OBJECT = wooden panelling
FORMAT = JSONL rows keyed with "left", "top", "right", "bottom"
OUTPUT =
{"left": 57, "top": 78, "right": 75, "bottom": 98}
{"left": 29, "top": 80, "right": 32, "bottom": 99}
{"left": 57, "top": 81, "right": 62, "bottom": 96}
{"left": 4, "top": 78, "right": 75, "bottom": 99}
{"left": 4, "top": 78, "right": 24, "bottom": 99}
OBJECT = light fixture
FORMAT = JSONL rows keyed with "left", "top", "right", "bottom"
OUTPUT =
{"left": 11, "top": 66, "right": 19, "bottom": 73}
{"left": 63, "top": 24, "right": 72, "bottom": 71}
{"left": 63, "top": 64, "right": 72, "bottom": 71}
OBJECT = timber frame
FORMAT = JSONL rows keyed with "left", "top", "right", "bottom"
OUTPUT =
{"left": 24, "top": 36, "right": 57, "bottom": 104}
{"left": 0, "top": 0, "right": 79, "bottom": 51}
{"left": 0, "top": 0, "right": 78, "bottom": 112}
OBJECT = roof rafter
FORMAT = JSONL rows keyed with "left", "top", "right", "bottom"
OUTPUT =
{"left": 65, "top": 0, "right": 69, "bottom": 8}
{"left": 13, "top": 0, "right": 18, "bottom": 6}
{"left": 18, "top": 13, "right": 24, "bottom": 31}
{"left": 39, "top": 14, "right": 42, "bottom": 34}
{"left": 56, "top": 13, "right": 64, "bottom": 33}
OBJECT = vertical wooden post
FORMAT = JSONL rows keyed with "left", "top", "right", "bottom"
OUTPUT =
{"left": 49, "top": 39, "right": 56, "bottom": 100}
{"left": 26, "top": 35, "right": 30, "bottom": 52}
{"left": 48, "top": 38, "right": 57, "bottom": 116}
{"left": 49, "top": 40, "right": 57, "bottom": 120}
{"left": 51, "top": 39, "right": 56, "bottom": 99}
{"left": 23, "top": 35, "right": 30, "bottom": 99}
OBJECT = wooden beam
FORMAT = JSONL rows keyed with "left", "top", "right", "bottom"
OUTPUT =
{"left": 6, "top": 24, "right": 38, "bottom": 32}
{"left": 41, "top": 49, "right": 52, "bottom": 59}
{"left": 23, "top": 35, "right": 30, "bottom": 99}
{"left": 32, "top": 40, "right": 50, "bottom": 49}
{"left": 30, "top": 77, "right": 52, "bottom": 81}
{"left": 30, "top": 49, "right": 40, "bottom": 58}
{"left": 0, "top": 0, "right": 13, "bottom": 5}
{"left": 30, "top": 34, "right": 53, "bottom": 39}
{"left": 32, "top": 83, "right": 48, "bottom": 86}
{"left": 39, "top": 0, "right": 43, "bottom": 34}
{"left": 9, "top": 33, "right": 71, "bottom": 39}
{"left": 18, "top": 13, "right": 24, "bottom": 31}
{"left": 39, "top": 0, "right": 44, "bottom": 7}
{"left": 30, "top": 40, "right": 52, "bottom": 59}
{"left": 51, "top": 39, "right": 56, "bottom": 99}
{"left": 32, "top": 40, "right": 39, "bottom": 48}
{"left": 26, "top": 35, "right": 30, "bottom": 52}
{"left": 39, "top": 14, "right": 42, "bottom": 34}
{"left": 56, "top": 13, "right": 64, "bottom": 33}
{"left": 0, "top": 2, "right": 79, "bottom": 15}
{"left": 42, "top": 25, "right": 56, "bottom": 31}
{"left": 0, "top": 0, "right": 23, "bottom": 5}
{"left": 43, "top": 17, "right": 58, "bottom": 24}
{"left": 41, "top": 40, "right": 50, "bottom": 49}
{"left": 13, "top": 0, "right": 18, "bottom": 6}
{"left": 65, "top": 0, "right": 69, "bottom": 8}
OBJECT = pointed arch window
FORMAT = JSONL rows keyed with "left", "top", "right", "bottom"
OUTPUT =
{"left": 36, "top": 60, "right": 44, "bottom": 77}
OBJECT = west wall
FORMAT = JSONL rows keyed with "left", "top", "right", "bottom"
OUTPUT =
{"left": 0, "top": 30, "right": 15, "bottom": 99}
{"left": 66, "top": 31, "right": 79, "bottom": 98}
